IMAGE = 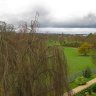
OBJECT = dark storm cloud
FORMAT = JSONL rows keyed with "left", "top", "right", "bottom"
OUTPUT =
{"left": 62, "top": 13, "right": 96, "bottom": 28}
{"left": 44, "top": 13, "right": 96, "bottom": 28}
{"left": 35, "top": 12, "right": 96, "bottom": 28}
{"left": 1, "top": 5, "right": 96, "bottom": 28}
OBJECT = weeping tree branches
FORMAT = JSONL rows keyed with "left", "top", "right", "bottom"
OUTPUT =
{"left": 0, "top": 16, "right": 71, "bottom": 96}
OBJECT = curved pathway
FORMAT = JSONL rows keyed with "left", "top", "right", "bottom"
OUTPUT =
{"left": 64, "top": 78, "right": 96, "bottom": 96}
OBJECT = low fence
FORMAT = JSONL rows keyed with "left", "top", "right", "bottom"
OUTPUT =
{"left": 68, "top": 68, "right": 96, "bottom": 83}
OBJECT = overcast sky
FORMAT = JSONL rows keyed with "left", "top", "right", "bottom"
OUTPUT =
{"left": 0, "top": 0, "right": 96, "bottom": 27}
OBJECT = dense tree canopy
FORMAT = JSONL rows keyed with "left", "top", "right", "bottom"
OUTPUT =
{"left": 78, "top": 42, "right": 92, "bottom": 56}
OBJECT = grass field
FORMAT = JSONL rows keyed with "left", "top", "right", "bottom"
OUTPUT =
{"left": 47, "top": 40, "right": 60, "bottom": 46}
{"left": 64, "top": 47, "right": 96, "bottom": 74}
{"left": 47, "top": 40, "right": 96, "bottom": 74}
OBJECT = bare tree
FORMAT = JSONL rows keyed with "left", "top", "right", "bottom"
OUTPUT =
{"left": 0, "top": 21, "right": 6, "bottom": 32}
{"left": 6, "top": 24, "right": 15, "bottom": 32}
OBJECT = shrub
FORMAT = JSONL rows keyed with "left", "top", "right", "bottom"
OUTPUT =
{"left": 83, "top": 67, "right": 92, "bottom": 78}
{"left": 91, "top": 84, "right": 96, "bottom": 92}
{"left": 91, "top": 74, "right": 96, "bottom": 78}
{"left": 78, "top": 42, "right": 92, "bottom": 56}
{"left": 75, "top": 76, "right": 87, "bottom": 85}
{"left": 60, "top": 41, "right": 81, "bottom": 47}
{"left": 86, "top": 87, "right": 92, "bottom": 95}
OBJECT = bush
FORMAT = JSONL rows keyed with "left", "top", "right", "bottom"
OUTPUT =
{"left": 91, "top": 74, "right": 96, "bottom": 78}
{"left": 75, "top": 76, "right": 87, "bottom": 85}
{"left": 78, "top": 42, "right": 92, "bottom": 56}
{"left": 91, "top": 84, "right": 96, "bottom": 92}
{"left": 83, "top": 67, "right": 92, "bottom": 78}
{"left": 60, "top": 40, "right": 81, "bottom": 47}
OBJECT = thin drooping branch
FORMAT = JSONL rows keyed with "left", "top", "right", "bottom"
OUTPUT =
{"left": 0, "top": 17, "right": 70, "bottom": 96}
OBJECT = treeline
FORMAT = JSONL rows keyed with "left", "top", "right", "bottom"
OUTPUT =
{"left": 59, "top": 33, "right": 96, "bottom": 48}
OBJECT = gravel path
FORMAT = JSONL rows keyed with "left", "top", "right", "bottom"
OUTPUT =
{"left": 64, "top": 78, "right": 96, "bottom": 96}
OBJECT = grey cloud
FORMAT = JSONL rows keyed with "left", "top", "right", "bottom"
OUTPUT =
{"left": 43, "top": 13, "right": 96, "bottom": 28}
{"left": 0, "top": 6, "right": 96, "bottom": 28}
{"left": 37, "top": 13, "right": 96, "bottom": 28}
{"left": 56, "top": 13, "right": 96, "bottom": 28}
{"left": 66, "top": 13, "right": 96, "bottom": 28}
{"left": 0, "top": 6, "right": 52, "bottom": 27}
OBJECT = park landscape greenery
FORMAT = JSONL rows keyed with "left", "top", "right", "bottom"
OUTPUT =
{"left": 0, "top": 20, "right": 96, "bottom": 96}
{"left": 48, "top": 36, "right": 96, "bottom": 96}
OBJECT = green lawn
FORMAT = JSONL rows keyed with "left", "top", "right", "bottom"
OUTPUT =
{"left": 64, "top": 47, "right": 96, "bottom": 74}
{"left": 48, "top": 40, "right": 96, "bottom": 74}
{"left": 48, "top": 41, "right": 96, "bottom": 90}
{"left": 47, "top": 40, "right": 60, "bottom": 46}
